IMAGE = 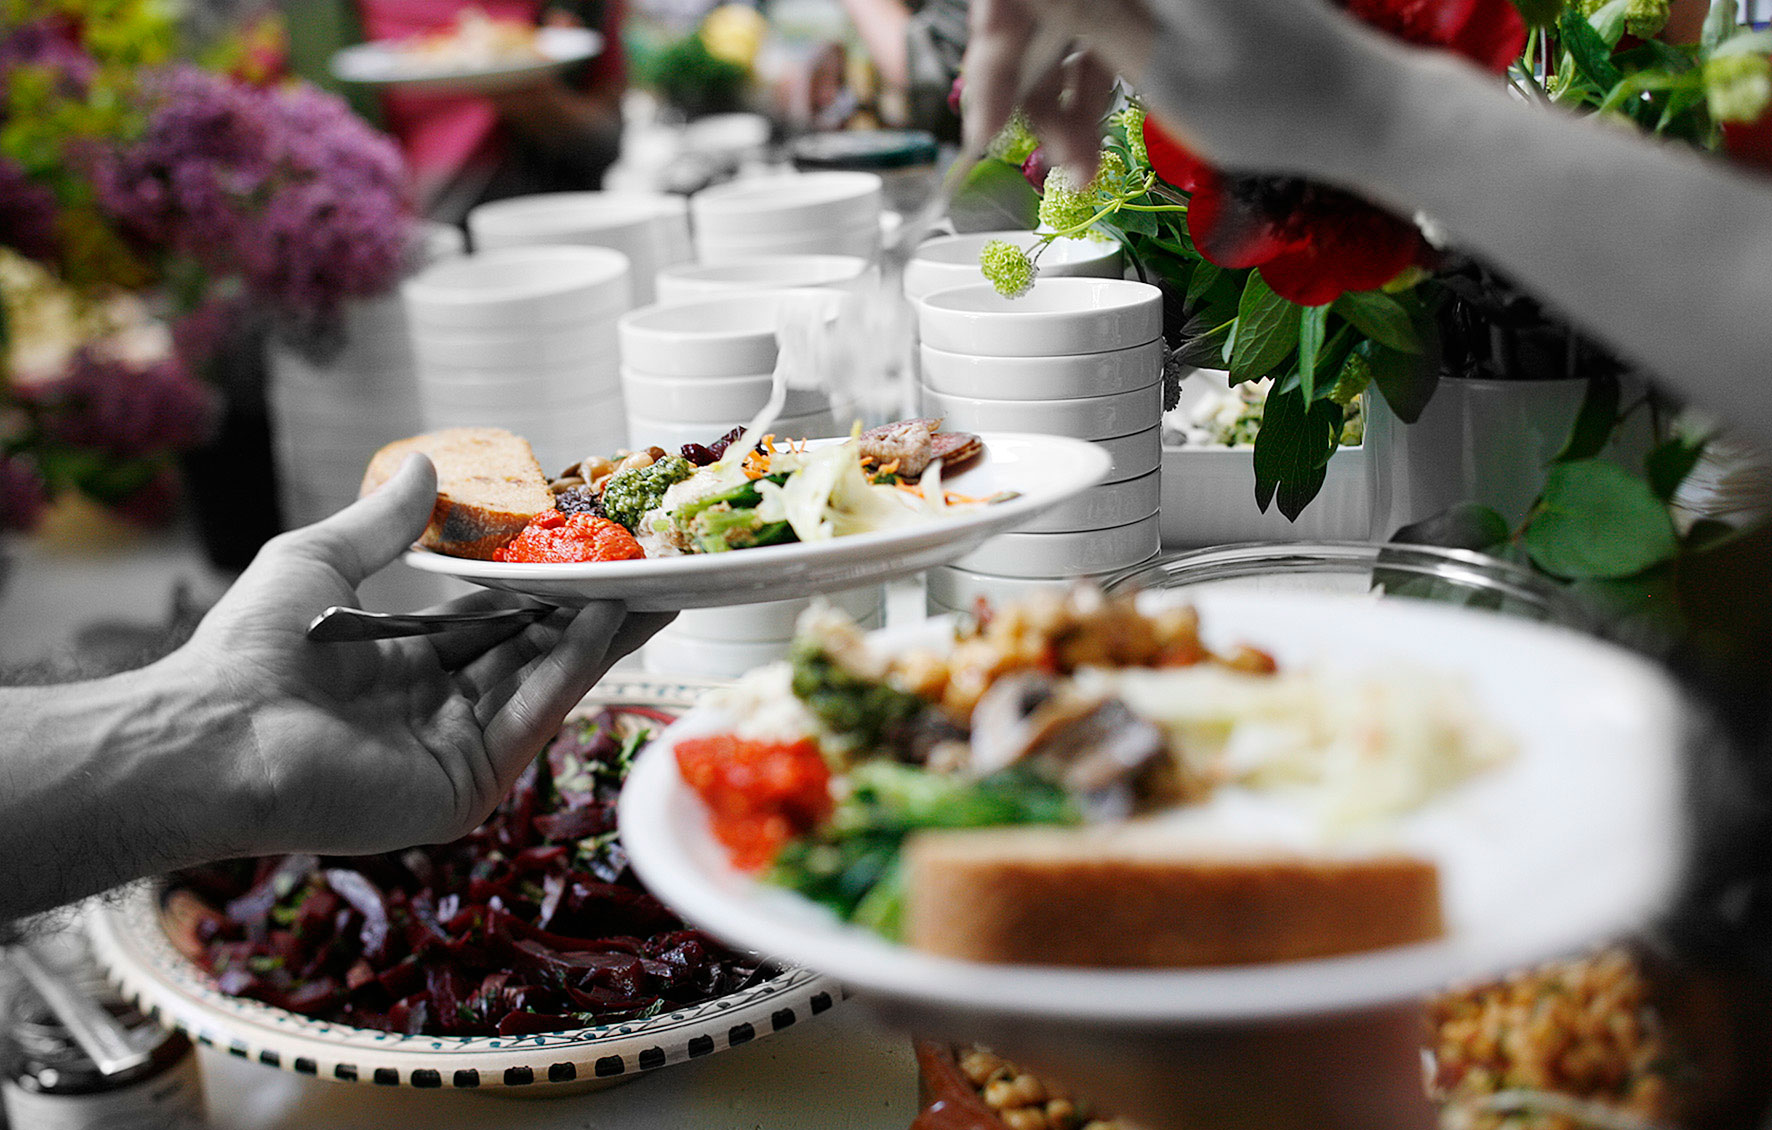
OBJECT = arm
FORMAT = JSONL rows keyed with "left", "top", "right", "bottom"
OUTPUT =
{"left": 964, "top": 0, "right": 1772, "bottom": 445}
{"left": 0, "top": 455, "right": 669, "bottom": 922}
{"left": 844, "top": 0, "right": 913, "bottom": 90}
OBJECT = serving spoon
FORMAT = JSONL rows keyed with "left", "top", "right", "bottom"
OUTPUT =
{"left": 306, "top": 603, "right": 552, "bottom": 642}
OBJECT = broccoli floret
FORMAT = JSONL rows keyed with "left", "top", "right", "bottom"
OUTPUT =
{"left": 600, "top": 455, "right": 694, "bottom": 530}
{"left": 689, "top": 503, "right": 795, "bottom": 553}
{"left": 789, "top": 640, "right": 932, "bottom": 754}
{"left": 672, "top": 472, "right": 790, "bottom": 524}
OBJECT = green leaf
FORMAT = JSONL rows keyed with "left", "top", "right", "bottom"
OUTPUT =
{"left": 1297, "top": 304, "right": 1329, "bottom": 402}
{"left": 949, "top": 159, "right": 1041, "bottom": 233}
{"left": 1510, "top": 0, "right": 1564, "bottom": 27}
{"left": 1113, "top": 207, "right": 1159, "bottom": 237}
{"left": 1332, "top": 290, "right": 1423, "bottom": 354}
{"left": 1185, "top": 262, "right": 1224, "bottom": 308}
{"left": 1561, "top": 7, "right": 1624, "bottom": 88}
{"left": 1254, "top": 472, "right": 1278, "bottom": 514}
{"left": 1253, "top": 384, "right": 1342, "bottom": 519}
{"left": 1552, "top": 374, "right": 1620, "bottom": 463}
{"left": 1275, "top": 465, "right": 1329, "bottom": 521}
{"left": 1392, "top": 502, "right": 1511, "bottom": 551}
{"left": 1587, "top": 0, "right": 1633, "bottom": 45}
{"left": 1645, "top": 433, "right": 1708, "bottom": 500}
{"left": 1173, "top": 324, "right": 1233, "bottom": 369}
{"left": 1228, "top": 274, "right": 1302, "bottom": 386}
{"left": 1361, "top": 340, "right": 1440, "bottom": 424}
{"left": 1524, "top": 460, "right": 1678, "bottom": 579}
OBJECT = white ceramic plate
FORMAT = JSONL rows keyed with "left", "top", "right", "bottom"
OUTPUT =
{"left": 330, "top": 26, "right": 601, "bottom": 94}
{"left": 619, "top": 591, "right": 1689, "bottom": 1026}
{"left": 402, "top": 433, "right": 1112, "bottom": 611}
{"left": 87, "top": 676, "right": 842, "bottom": 1092}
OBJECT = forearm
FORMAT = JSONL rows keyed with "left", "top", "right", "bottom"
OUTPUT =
{"left": 843, "top": 0, "right": 911, "bottom": 89}
{"left": 0, "top": 657, "right": 265, "bottom": 921}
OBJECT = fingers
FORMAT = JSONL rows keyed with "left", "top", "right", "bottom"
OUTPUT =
{"left": 962, "top": 0, "right": 1040, "bottom": 151}
{"left": 420, "top": 592, "right": 556, "bottom": 670}
{"left": 1021, "top": 50, "right": 1118, "bottom": 181}
{"left": 477, "top": 602, "right": 631, "bottom": 787}
{"left": 296, "top": 454, "right": 438, "bottom": 589}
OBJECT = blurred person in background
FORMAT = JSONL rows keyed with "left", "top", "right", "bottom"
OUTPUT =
{"left": 287, "top": 0, "right": 629, "bottom": 222}
{"left": 840, "top": 0, "right": 965, "bottom": 138}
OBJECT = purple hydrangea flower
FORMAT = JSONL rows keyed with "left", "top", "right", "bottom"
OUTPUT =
{"left": 0, "top": 17, "right": 97, "bottom": 92}
{"left": 29, "top": 347, "right": 218, "bottom": 459}
{"left": 0, "top": 156, "right": 61, "bottom": 262}
{"left": 0, "top": 451, "right": 49, "bottom": 533}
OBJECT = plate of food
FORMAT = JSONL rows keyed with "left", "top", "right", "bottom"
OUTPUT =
{"left": 618, "top": 587, "right": 1690, "bottom": 1026}
{"left": 382, "top": 422, "right": 1112, "bottom": 611}
{"left": 86, "top": 677, "right": 842, "bottom": 1092}
{"left": 330, "top": 12, "right": 601, "bottom": 95}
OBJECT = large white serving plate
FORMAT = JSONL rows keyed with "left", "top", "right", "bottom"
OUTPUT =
{"left": 330, "top": 26, "right": 601, "bottom": 94}
{"left": 619, "top": 591, "right": 1690, "bottom": 1026}
{"left": 88, "top": 676, "right": 843, "bottom": 1093}
{"left": 403, "top": 432, "right": 1112, "bottom": 612}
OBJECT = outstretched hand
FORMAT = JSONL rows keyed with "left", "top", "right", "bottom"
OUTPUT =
{"left": 173, "top": 454, "right": 671, "bottom": 856}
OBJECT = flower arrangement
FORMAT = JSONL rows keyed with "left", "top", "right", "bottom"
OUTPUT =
{"left": 0, "top": 2, "right": 413, "bottom": 534}
{"left": 972, "top": 0, "right": 1767, "bottom": 599}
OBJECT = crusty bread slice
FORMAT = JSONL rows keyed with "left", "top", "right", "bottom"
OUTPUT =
{"left": 360, "top": 427, "right": 553, "bottom": 560}
{"left": 902, "top": 824, "right": 1443, "bottom": 968}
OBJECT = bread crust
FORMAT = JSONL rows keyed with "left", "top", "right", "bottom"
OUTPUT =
{"left": 903, "top": 826, "right": 1443, "bottom": 967}
{"left": 360, "top": 428, "right": 553, "bottom": 560}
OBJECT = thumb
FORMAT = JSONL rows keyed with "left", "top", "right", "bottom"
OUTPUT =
{"left": 301, "top": 453, "right": 438, "bottom": 587}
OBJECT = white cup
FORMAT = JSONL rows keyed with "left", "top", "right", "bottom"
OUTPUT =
{"left": 904, "top": 230, "right": 1123, "bottom": 302}
{"left": 617, "top": 289, "right": 845, "bottom": 378}
{"left": 921, "top": 382, "right": 1162, "bottom": 442}
{"left": 620, "top": 368, "right": 835, "bottom": 420}
{"left": 917, "top": 278, "right": 1163, "bottom": 357}
{"left": 402, "top": 246, "right": 633, "bottom": 331}
{"left": 920, "top": 340, "right": 1165, "bottom": 401}
{"left": 953, "top": 512, "right": 1162, "bottom": 578}
{"left": 655, "top": 255, "right": 873, "bottom": 305}
{"left": 467, "top": 192, "right": 692, "bottom": 306}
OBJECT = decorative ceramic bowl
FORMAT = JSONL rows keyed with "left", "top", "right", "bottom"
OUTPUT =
{"left": 85, "top": 676, "right": 844, "bottom": 1094}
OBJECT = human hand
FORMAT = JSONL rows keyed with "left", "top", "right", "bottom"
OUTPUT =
{"left": 962, "top": 0, "right": 1397, "bottom": 182}
{"left": 172, "top": 454, "right": 671, "bottom": 857}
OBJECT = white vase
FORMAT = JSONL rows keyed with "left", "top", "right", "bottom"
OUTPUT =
{"left": 1367, "top": 375, "right": 1654, "bottom": 536}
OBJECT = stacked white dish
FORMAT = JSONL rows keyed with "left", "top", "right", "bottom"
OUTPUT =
{"left": 268, "top": 221, "right": 466, "bottom": 528}
{"left": 654, "top": 255, "right": 874, "bottom": 305}
{"left": 642, "top": 584, "right": 886, "bottom": 679}
{"left": 915, "top": 278, "right": 1166, "bottom": 614}
{"left": 689, "top": 171, "right": 883, "bottom": 264}
{"left": 901, "top": 229, "right": 1123, "bottom": 303}
{"left": 465, "top": 191, "right": 692, "bottom": 307}
{"left": 617, "top": 289, "right": 856, "bottom": 452}
{"left": 402, "top": 245, "right": 633, "bottom": 474}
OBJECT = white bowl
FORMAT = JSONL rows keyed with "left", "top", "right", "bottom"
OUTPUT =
{"left": 1094, "top": 426, "right": 1164, "bottom": 484}
{"left": 467, "top": 193, "right": 692, "bottom": 306}
{"left": 903, "top": 230, "right": 1122, "bottom": 301}
{"left": 1013, "top": 468, "right": 1161, "bottom": 534}
{"left": 916, "top": 279, "right": 1162, "bottom": 357}
{"left": 694, "top": 221, "right": 880, "bottom": 265}
{"left": 951, "top": 511, "right": 1162, "bottom": 578}
{"left": 412, "top": 325, "right": 619, "bottom": 370}
{"left": 639, "top": 633, "right": 793, "bottom": 680}
{"left": 655, "top": 256, "right": 873, "bottom": 304}
{"left": 924, "top": 556, "right": 1159, "bottom": 610}
{"left": 665, "top": 585, "right": 886, "bottom": 643}
{"left": 624, "top": 406, "right": 856, "bottom": 453}
{"left": 1159, "top": 445, "right": 1373, "bottom": 548}
{"left": 691, "top": 172, "right": 883, "bottom": 236}
{"left": 620, "top": 368, "right": 836, "bottom": 420}
{"left": 919, "top": 339, "right": 1165, "bottom": 401}
{"left": 617, "top": 290, "right": 845, "bottom": 378}
{"left": 415, "top": 374, "right": 622, "bottom": 410}
{"left": 921, "top": 381, "right": 1162, "bottom": 442}
{"left": 402, "top": 247, "right": 633, "bottom": 330}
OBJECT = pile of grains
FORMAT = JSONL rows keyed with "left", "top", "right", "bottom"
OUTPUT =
{"left": 953, "top": 1047, "right": 1125, "bottom": 1130}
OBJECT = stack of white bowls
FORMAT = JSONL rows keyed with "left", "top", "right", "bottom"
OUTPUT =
{"left": 902, "top": 230, "right": 1124, "bottom": 303}
{"left": 268, "top": 222, "right": 466, "bottom": 528}
{"left": 655, "top": 254, "right": 873, "bottom": 305}
{"left": 643, "top": 585, "right": 886, "bottom": 679}
{"left": 465, "top": 192, "right": 692, "bottom": 307}
{"left": 916, "top": 278, "right": 1167, "bottom": 615}
{"left": 617, "top": 289, "right": 855, "bottom": 453}
{"left": 689, "top": 171, "right": 883, "bottom": 263}
{"left": 402, "top": 245, "right": 633, "bottom": 475}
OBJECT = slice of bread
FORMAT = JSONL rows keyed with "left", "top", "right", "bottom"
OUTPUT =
{"left": 902, "top": 824, "right": 1443, "bottom": 967}
{"left": 360, "top": 428, "right": 554, "bottom": 560}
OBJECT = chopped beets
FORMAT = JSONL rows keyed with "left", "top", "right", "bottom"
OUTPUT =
{"left": 170, "top": 707, "right": 761, "bottom": 1038}
{"left": 703, "top": 426, "right": 747, "bottom": 461}
{"left": 680, "top": 443, "right": 716, "bottom": 465}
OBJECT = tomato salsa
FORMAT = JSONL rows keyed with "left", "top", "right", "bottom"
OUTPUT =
{"left": 494, "top": 511, "right": 645, "bottom": 563}
{"left": 674, "top": 734, "right": 833, "bottom": 871}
